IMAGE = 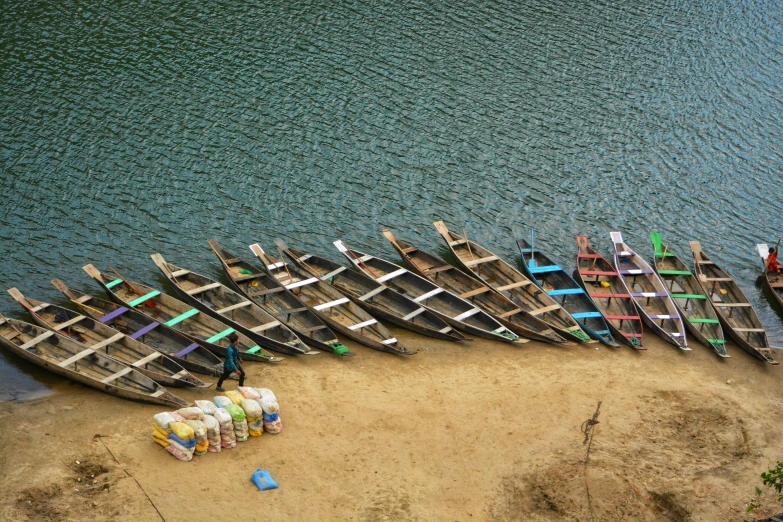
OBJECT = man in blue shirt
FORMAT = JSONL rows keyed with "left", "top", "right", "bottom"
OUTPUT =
{"left": 216, "top": 333, "right": 245, "bottom": 391}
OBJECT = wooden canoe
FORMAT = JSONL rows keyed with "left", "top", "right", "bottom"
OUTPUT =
{"left": 276, "top": 242, "right": 466, "bottom": 342}
{"left": 650, "top": 233, "right": 728, "bottom": 357}
{"left": 8, "top": 288, "right": 207, "bottom": 387}
{"left": 252, "top": 241, "right": 414, "bottom": 356}
{"left": 52, "top": 279, "right": 226, "bottom": 377}
{"left": 575, "top": 236, "right": 644, "bottom": 349}
{"left": 208, "top": 239, "right": 346, "bottom": 356}
{"left": 0, "top": 316, "right": 188, "bottom": 408}
{"left": 334, "top": 239, "right": 514, "bottom": 343}
{"left": 151, "top": 253, "right": 307, "bottom": 357}
{"left": 610, "top": 232, "right": 689, "bottom": 350}
{"left": 432, "top": 221, "right": 590, "bottom": 343}
{"left": 516, "top": 231, "right": 617, "bottom": 347}
{"left": 690, "top": 241, "right": 777, "bottom": 364}
{"left": 756, "top": 243, "right": 783, "bottom": 313}
{"left": 81, "top": 264, "right": 281, "bottom": 363}
{"left": 383, "top": 230, "right": 567, "bottom": 344}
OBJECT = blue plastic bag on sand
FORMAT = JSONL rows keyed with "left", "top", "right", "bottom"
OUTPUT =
{"left": 252, "top": 469, "right": 279, "bottom": 491}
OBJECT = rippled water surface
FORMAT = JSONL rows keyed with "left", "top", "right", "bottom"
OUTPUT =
{"left": 2, "top": 0, "right": 783, "bottom": 400}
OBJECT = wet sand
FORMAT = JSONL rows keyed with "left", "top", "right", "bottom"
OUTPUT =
{"left": 1, "top": 329, "right": 782, "bottom": 521}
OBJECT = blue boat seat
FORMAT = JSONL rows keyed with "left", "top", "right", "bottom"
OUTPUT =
{"left": 571, "top": 311, "right": 603, "bottom": 319}
{"left": 546, "top": 288, "right": 584, "bottom": 296}
{"left": 529, "top": 265, "right": 562, "bottom": 274}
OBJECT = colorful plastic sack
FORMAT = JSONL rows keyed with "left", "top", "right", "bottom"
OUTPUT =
{"left": 238, "top": 386, "right": 261, "bottom": 400}
{"left": 170, "top": 411, "right": 186, "bottom": 423}
{"left": 262, "top": 412, "right": 279, "bottom": 422}
{"left": 168, "top": 438, "right": 195, "bottom": 457}
{"left": 169, "top": 421, "right": 195, "bottom": 441}
{"left": 213, "top": 396, "right": 233, "bottom": 408}
{"left": 225, "top": 404, "right": 246, "bottom": 422}
{"left": 247, "top": 418, "right": 263, "bottom": 436}
{"left": 260, "top": 396, "right": 279, "bottom": 415}
{"left": 240, "top": 399, "right": 263, "bottom": 419}
{"left": 152, "top": 431, "right": 170, "bottom": 447}
{"left": 153, "top": 412, "right": 176, "bottom": 430}
{"left": 213, "top": 408, "right": 233, "bottom": 426}
{"left": 225, "top": 390, "right": 244, "bottom": 405}
{"left": 165, "top": 444, "right": 192, "bottom": 462}
{"left": 185, "top": 419, "right": 208, "bottom": 444}
{"left": 256, "top": 388, "right": 277, "bottom": 403}
{"left": 264, "top": 418, "right": 283, "bottom": 434}
{"left": 194, "top": 400, "right": 217, "bottom": 416}
{"left": 176, "top": 407, "right": 204, "bottom": 421}
{"left": 251, "top": 469, "right": 279, "bottom": 491}
{"left": 168, "top": 433, "right": 197, "bottom": 448}
{"left": 152, "top": 422, "right": 171, "bottom": 438}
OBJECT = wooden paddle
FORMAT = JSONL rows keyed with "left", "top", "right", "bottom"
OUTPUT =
{"left": 658, "top": 243, "right": 669, "bottom": 269}
{"left": 109, "top": 267, "right": 155, "bottom": 308}
{"left": 275, "top": 247, "right": 295, "bottom": 285}
{"left": 345, "top": 245, "right": 382, "bottom": 281}
{"left": 463, "top": 227, "right": 475, "bottom": 261}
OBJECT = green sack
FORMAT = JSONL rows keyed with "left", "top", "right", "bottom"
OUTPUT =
{"left": 225, "top": 403, "right": 246, "bottom": 422}
{"left": 239, "top": 269, "right": 253, "bottom": 275}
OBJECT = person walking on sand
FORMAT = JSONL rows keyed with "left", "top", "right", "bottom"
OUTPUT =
{"left": 216, "top": 333, "right": 245, "bottom": 391}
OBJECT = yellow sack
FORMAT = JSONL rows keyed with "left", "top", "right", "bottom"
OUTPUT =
{"left": 152, "top": 431, "right": 170, "bottom": 447}
{"left": 225, "top": 390, "right": 244, "bottom": 405}
{"left": 169, "top": 421, "right": 195, "bottom": 440}
{"left": 248, "top": 428, "right": 263, "bottom": 437}
{"left": 195, "top": 441, "right": 209, "bottom": 452}
{"left": 152, "top": 422, "right": 171, "bottom": 438}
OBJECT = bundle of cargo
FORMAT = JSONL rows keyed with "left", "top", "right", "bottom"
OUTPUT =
{"left": 257, "top": 388, "right": 283, "bottom": 434}
{"left": 202, "top": 414, "right": 222, "bottom": 453}
{"left": 152, "top": 412, "right": 196, "bottom": 462}
{"left": 225, "top": 404, "right": 249, "bottom": 442}
{"left": 214, "top": 407, "right": 236, "bottom": 449}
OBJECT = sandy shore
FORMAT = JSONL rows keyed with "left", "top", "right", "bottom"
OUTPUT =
{"left": 1, "top": 329, "right": 782, "bottom": 521}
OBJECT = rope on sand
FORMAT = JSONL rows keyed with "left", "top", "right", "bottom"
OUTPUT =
{"left": 94, "top": 434, "right": 166, "bottom": 522}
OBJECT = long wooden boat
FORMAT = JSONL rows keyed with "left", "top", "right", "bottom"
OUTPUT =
{"left": 252, "top": 241, "right": 414, "bottom": 356}
{"left": 334, "top": 239, "right": 515, "bottom": 343}
{"left": 151, "top": 253, "right": 308, "bottom": 357}
{"left": 756, "top": 243, "right": 783, "bottom": 312}
{"left": 8, "top": 288, "right": 207, "bottom": 387}
{"left": 208, "top": 239, "right": 346, "bottom": 356}
{"left": 610, "top": 232, "right": 689, "bottom": 350}
{"left": 382, "top": 230, "right": 566, "bottom": 344}
{"left": 574, "top": 236, "right": 644, "bottom": 349}
{"left": 650, "top": 233, "right": 727, "bottom": 357}
{"left": 516, "top": 231, "right": 618, "bottom": 347}
{"left": 432, "top": 221, "right": 591, "bottom": 343}
{"left": 690, "top": 241, "right": 777, "bottom": 364}
{"left": 52, "top": 279, "right": 226, "bottom": 377}
{"left": 82, "top": 264, "right": 282, "bottom": 363}
{"left": 0, "top": 316, "right": 188, "bottom": 408}
{"left": 276, "top": 242, "right": 466, "bottom": 342}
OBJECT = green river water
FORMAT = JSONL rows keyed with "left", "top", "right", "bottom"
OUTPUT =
{"left": 2, "top": 0, "right": 782, "bottom": 400}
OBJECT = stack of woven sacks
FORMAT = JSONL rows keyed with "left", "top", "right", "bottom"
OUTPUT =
{"left": 177, "top": 407, "right": 208, "bottom": 456}
{"left": 225, "top": 403, "right": 248, "bottom": 442}
{"left": 238, "top": 387, "right": 263, "bottom": 437}
{"left": 213, "top": 396, "right": 237, "bottom": 448}
{"left": 152, "top": 412, "right": 196, "bottom": 462}
{"left": 195, "top": 400, "right": 222, "bottom": 453}
{"left": 258, "top": 388, "right": 283, "bottom": 434}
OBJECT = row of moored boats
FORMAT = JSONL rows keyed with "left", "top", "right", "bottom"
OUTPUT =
{"left": 0, "top": 222, "right": 780, "bottom": 408}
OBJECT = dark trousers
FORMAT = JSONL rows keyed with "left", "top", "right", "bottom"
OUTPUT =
{"left": 217, "top": 365, "right": 245, "bottom": 387}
